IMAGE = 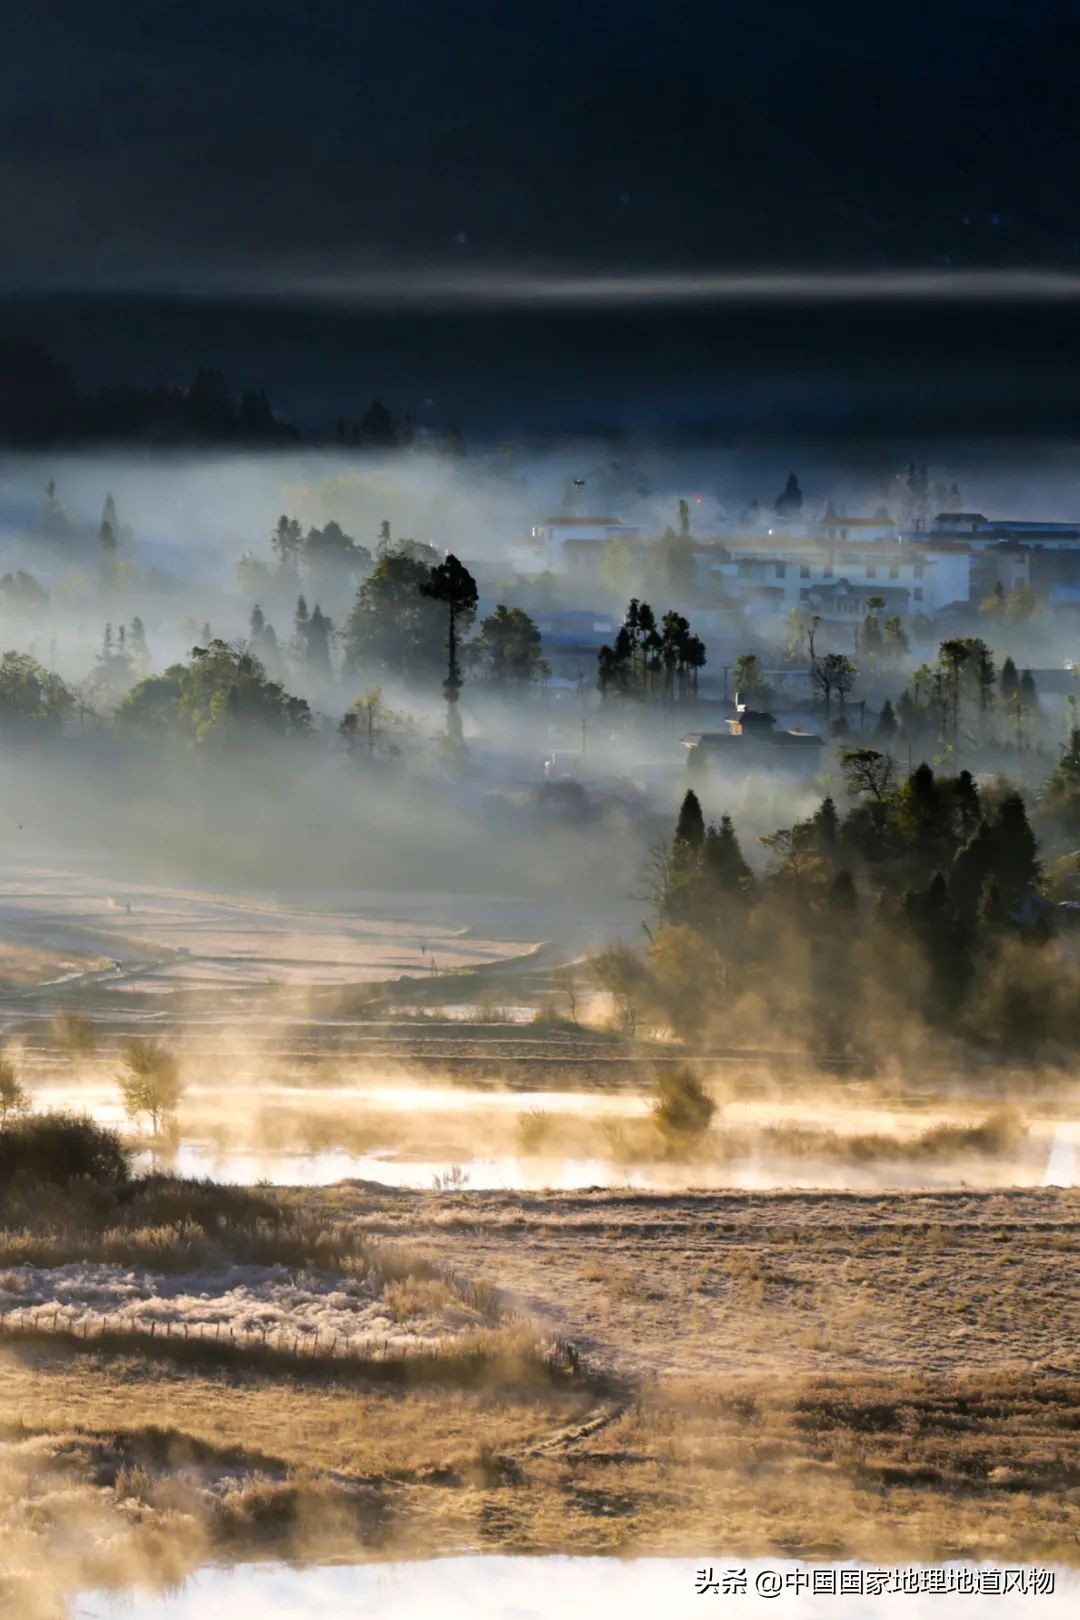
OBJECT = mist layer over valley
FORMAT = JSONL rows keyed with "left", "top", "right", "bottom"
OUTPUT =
{"left": 11, "top": 0, "right": 1080, "bottom": 1608}
{"left": 2, "top": 435, "right": 1080, "bottom": 1616}
{"left": 4, "top": 438, "right": 1080, "bottom": 1182}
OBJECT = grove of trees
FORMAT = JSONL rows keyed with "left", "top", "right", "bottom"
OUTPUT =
{"left": 597, "top": 599, "right": 707, "bottom": 701}
{"left": 595, "top": 762, "right": 1072, "bottom": 1057}
{"left": 117, "top": 641, "right": 311, "bottom": 745}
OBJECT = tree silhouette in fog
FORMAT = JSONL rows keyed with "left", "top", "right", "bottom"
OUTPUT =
{"left": 421, "top": 554, "right": 478, "bottom": 762}
{"left": 467, "top": 605, "right": 548, "bottom": 687}
{"left": 775, "top": 472, "right": 803, "bottom": 518}
{"left": 340, "top": 550, "right": 445, "bottom": 680}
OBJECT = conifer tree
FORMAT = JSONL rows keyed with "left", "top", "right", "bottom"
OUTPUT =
{"left": 674, "top": 789, "right": 705, "bottom": 853}
{"left": 701, "top": 813, "right": 752, "bottom": 896}
{"left": 875, "top": 697, "right": 898, "bottom": 740}
{"left": 421, "top": 554, "right": 478, "bottom": 762}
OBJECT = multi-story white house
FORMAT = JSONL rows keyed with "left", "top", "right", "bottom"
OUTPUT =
{"left": 819, "top": 512, "right": 899, "bottom": 544}
{"left": 931, "top": 512, "right": 1080, "bottom": 597}
{"left": 697, "top": 537, "right": 971, "bottom": 618}
{"left": 525, "top": 516, "right": 643, "bottom": 573}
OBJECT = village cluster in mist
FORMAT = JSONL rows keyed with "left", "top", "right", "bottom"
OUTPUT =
{"left": 1, "top": 436, "right": 1080, "bottom": 899}
{"left": 5, "top": 435, "right": 1080, "bottom": 1620}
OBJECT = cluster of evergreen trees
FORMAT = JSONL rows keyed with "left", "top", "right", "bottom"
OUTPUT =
{"left": 241, "top": 516, "right": 549, "bottom": 695}
{"left": 0, "top": 538, "right": 555, "bottom": 758}
{"left": 63, "top": 544, "right": 544, "bottom": 754}
{"left": 597, "top": 598, "right": 707, "bottom": 701}
{"left": 334, "top": 550, "right": 548, "bottom": 692}
{"left": 597, "top": 762, "right": 1074, "bottom": 1056}
{"left": 884, "top": 639, "right": 1041, "bottom": 750}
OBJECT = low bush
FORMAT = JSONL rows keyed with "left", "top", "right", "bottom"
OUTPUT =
{"left": 652, "top": 1067, "right": 716, "bottom": 1137}
{"left": 0, "top": 1111, "right": 129, "bottom": 1186}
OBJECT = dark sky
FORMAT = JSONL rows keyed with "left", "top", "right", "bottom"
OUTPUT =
{"left": 5, "top": 1, "right": 1080, "bottom": 441}
{"left": 3, "top": 0, "right": 1072, "bottom": 287}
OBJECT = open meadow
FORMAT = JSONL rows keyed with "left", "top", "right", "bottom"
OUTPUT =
{"left": 0, "top": 864, "right": 1078, "bottom": 1616}
{"left": 1, "top": 1178, "right": 1077, "bottom": 1620}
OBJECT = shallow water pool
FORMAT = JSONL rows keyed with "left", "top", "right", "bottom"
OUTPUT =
{"left": 25, "top": 1080, "right": 1080, "bottom": 1191}
{"left": 70, "top": 1555, "right": 1077, "bottom": 1619}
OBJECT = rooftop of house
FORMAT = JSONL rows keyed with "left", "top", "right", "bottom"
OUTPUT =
{"left": 991, "top": 520, "right": 1080, "bottom": 533}
{"left": 763, "top": 729, "right": 824, "bottom": 746}
{"left": 820, "top": 515, "right": 897, "bottom": 528}
{"left": 705, "top": 533, "right": 970, "bottom": 558}
{"left": 803, "top": 579, "right": 913, "bottom": 604}
{"left": 682, "top": 726, "right": 823, "bottom": 749}
{"left": 907, "top": 538, "right": 974, "bottom": 552}
{"left": 540, "top": 515, "right": 633, "bottom": 527}
{"left": 935, "top": 512, "right": 1080, "bottom": 536}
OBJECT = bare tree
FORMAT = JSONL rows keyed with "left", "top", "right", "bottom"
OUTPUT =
{"left": 812, "top": 652, "right": 857, "bottom": 723}
{"left": 118, "top": 1040, "right": 184, "bottom": 1136}
{"left": 841, "top": 747, "right": 897, "bottom": 804}
{"left": 588, "top": 944, "right": 653, "bottom": 1036}
{"left": 0, "top": 1052, "right": 28, "bottom": 1125}
{"left": 551, "top": 964, "right": 580, "bottom": 1023}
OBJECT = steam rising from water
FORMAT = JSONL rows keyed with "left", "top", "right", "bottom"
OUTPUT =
{"left": 26, "top": 1072, "right": 1078, "bottom": 1191}
{"left": 72, "top": 1554, "right": 1080, "bottom": 1619}
{"left": 1045, "top": 1122, "right": 1080, "bottom": 1186}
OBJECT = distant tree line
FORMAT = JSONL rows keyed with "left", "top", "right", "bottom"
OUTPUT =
{"left": 0, "top": 340, "right": 299, "bottom": 445}
{"left": 0, "top": 338, "right": 453, "bottom": 448}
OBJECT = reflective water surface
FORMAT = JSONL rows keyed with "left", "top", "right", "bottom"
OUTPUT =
{"left": 71, "top": 1555, "right": 1078, "bottom": 1619}
{"left": 26, "top": 1080, "right": 1080, "bottom": 1192}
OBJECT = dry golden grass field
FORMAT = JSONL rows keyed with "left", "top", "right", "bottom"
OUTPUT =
{"left": 1, "top": 1181, "right": 1077, "bottom": 1617}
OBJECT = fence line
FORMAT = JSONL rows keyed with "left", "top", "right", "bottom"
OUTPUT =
{"left": 0, "top": 1305, "right": 580, "bottom": 1375}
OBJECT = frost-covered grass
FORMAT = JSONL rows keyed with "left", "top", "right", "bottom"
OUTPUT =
{"left": 0, "top": 1259, "right": 482, "bottom": 1347}
{"left": 0, "top": 1172, "right": 505, "bottom": 1370}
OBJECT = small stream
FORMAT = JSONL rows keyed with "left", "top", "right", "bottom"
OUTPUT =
{"left": 133, "top": 1134, "right": 1075, "bottom": 1190}
{"left": 71, "top": 1555, "right": 1077, "bottom": 1618}
{"left": 24, "top": 1081, "right": 1080, "bottom": 1191}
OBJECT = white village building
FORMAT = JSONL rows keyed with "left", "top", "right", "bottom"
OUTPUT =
{"left": 524, "top": 516, "right": 643, "bottom": 573}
